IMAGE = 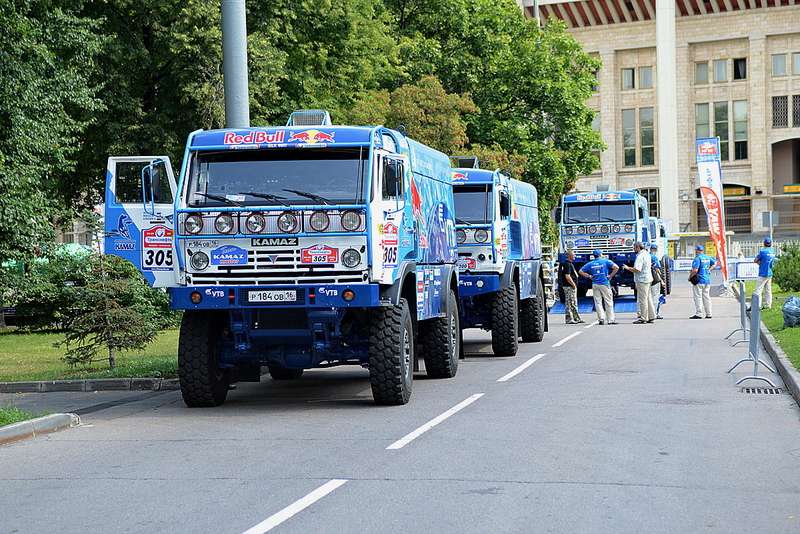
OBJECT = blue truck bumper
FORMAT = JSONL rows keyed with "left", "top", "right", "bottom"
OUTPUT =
{"left": 457, "top": 274, "right": 501, "bottom": 297}
{"left": 169, "top": 284, "right": 382, "bottom": 310}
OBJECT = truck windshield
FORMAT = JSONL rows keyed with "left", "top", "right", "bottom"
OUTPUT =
{"left": 564, "top": 202, "right": 634, "bottom": 223}
{"left": 186, "top": 148, "right": 368, "bottom": 206}
{"left": 454, "top": 185, "right": 493, "bottom": 223}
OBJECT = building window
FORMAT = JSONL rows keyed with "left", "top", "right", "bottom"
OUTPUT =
{"left": 772, "top": 54, "right": 787, "bottom": 77}
{"left": 695, "top": 103, "right": 710, "bottom": 138}
{"left": 622, "top": 109, "right": 636, "bottom": 167}
{"left": 695, "top": 62, "right": 709, "bottom": 84}
{"left": 713, "top": 59, "right": 727, "bottom": 82}
{"left": 640, "top": 188, "right": 660, "bottom": 218}
{"left": 591, "top": 112, "right": 601, "bottom": 171}
{"left": 793, "top": 95, "right": 800, "bottom": 128}
{"left": 733, "top": 58, "right": 747, "bottom": 80}
{"left": 696, "top": 195, "right": 752, "bottom": 233}
{"left": 639, "top": 66, "right": 653, "bottom": 89}
{"left": 733, "top": 100, "right": 748, "bottom": 160}
{"left": 714, "top": 102, "right": 729, "bottom": 161}
{"left": 622, "top": 68, "right": 635, "bottom": 90}
{"left": 592, "top": 69, "right": 599, "bottom": 92}
{"left": 773, "top": 96, "right": 788, "bottom": 128}
{"left": 794, "top": 53, "right": 800, "bottom": 75}
{"left": 639, "top": 107, "right": 654, "bottom": 166}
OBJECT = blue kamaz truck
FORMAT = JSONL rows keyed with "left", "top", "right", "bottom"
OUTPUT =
{"left": 451, "top": 165, "right": 547, "bottom": 356}
{"left": 558, "top": 190, "right": 661, "bottom": 298}
{"left": 103, "top": 115, "right": 460, "bottom": 406}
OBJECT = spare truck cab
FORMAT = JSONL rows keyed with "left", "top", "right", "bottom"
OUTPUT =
{"left": 103, "top": 114, "right": 460, "bottom": 407}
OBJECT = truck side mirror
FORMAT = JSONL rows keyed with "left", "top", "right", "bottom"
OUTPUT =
{"left": 141, "top": 164, "right": 157, "bottom": 215}
{"left": 383, "top": 159, "right": 403, "bottom": 199}
{"left": 499, "top": 193, "right": 511, "bottom": 218}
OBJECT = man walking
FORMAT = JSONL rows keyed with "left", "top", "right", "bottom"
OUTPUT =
{"left": 753, "top": 238, "right": 776, "bottom": 310}
{"left": 689, "top": 244, "right": 716, "bottom": 319}
{"left": 559, "top": 250, "right": 584, "bottom": 324}
{"left": 579, "top": 249, "right": 619, "bottom": 325}
{"left": 624, "top": 242, "right": 655, "bottom": 324}
{"left": 649, "top": 243, "right": 664, "bottom": 320}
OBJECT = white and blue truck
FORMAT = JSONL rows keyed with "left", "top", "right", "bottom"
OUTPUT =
{"left": 451, "top": 163, "right": 547, "bottom": 356}
{"left": 103, "top": 115, "right": 460, "bottom": 406}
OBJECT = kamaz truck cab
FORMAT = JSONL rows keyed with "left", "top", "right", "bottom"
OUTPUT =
{"left": 103, "top": 113, "right": 460, "bottom": 407}
{"left": 558, "top": 190, "right": 650, "bottom": 297}
{"left": 451, "top": 162, "right": 547, "bottom": 357}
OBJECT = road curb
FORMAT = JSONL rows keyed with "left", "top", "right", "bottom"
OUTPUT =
{"left": 0, "top": 413, "right": 81, "bottom": 446}
{"left": 760, "top": 321, "right": 800, "bottom": 408}
{"left": 0, "top": 378, "right": 180, "bottom": 394}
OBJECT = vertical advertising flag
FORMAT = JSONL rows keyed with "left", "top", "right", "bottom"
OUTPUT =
{"left": 695, "top": 137, "right": 729, "bottom": 281}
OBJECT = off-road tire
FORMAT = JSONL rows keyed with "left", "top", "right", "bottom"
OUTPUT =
{"left": 419, "top": 289, "right": 460, "bottom": 378}
{"left": 178, "top": 311, "right": 230, "bottom": 407}
{"left": 662, "top": 258, "right": 672, "bottom": 295}
{"left": 369, "top": 298, "right": 414, "bottom": 405}
{"left": 491, "top": 282, "right": 519, "bottom": 357}
{"left": 520, "top": 277, "right": 546, "bottom": 343}
{"left": 268, "top": 366, "right": 304, "bottom": 380}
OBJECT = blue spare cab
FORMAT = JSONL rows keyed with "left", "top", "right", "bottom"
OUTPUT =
{"left": 452, "top": 165, "right": 547, "bottom": 356}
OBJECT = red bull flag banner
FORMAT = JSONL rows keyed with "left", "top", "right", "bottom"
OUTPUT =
{"left": 695, "top": 137, "right": 729, "bottom": 281}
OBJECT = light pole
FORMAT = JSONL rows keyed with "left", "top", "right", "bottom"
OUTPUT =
{"left": 221, "top": 0, "right": 250, "bottom": 128}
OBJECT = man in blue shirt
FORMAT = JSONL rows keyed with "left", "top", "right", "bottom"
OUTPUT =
{"left": 754, "top": 238, "right": 776, "bottom": 309}
{"left": 579, "top": 249, "right": 619, "bottom": 325}
{"left": 689, "top": 245, "right": 716, "bottom": 319}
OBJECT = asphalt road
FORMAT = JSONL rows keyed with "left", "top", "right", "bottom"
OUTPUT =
{"left": 2, "top": 280, "right": 800, "bottom": 534}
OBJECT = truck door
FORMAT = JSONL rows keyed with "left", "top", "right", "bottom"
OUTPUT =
{"left": 103, "top": 156, "right": 177, "bottom": 287}
{"left": 371, "top": 151, "right": 409, "bottom": 284}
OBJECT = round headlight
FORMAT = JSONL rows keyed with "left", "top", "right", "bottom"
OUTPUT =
{"left": 309, "top": 211, "right": 330, "bottom": 232}
{"left": 474, "top": 229, "right": 489, "bottom": 243}
{"left": 342, "top": 249, "right": 361, "bottom": 268}
{"left": 588, "top": 225, "right": 597, "bottom": 234}
{"left": 625, "top": 239, "right": 634, "bottom": 247}
{"left": 341, "top": 210, "right": 362, "bottom": 232}
{"left": 566, "top": 240, "right": 575, "bottom": 249}
{"left": 214, "top": 214, "right": 235, "bottom": 234}
{"left": 600, "top": 224, "right": 609, "bottom": 233}
{"left": 612, "top": 224, "right": 621, "bottom": 233}
{"left": 245, "top": 213, "right": 266, "bottom": 234}
{"left": 566, "top": 227, "right": 574, "bottom": 235}
{"left": 456, "top": 229, "right": 467, "bottom": 244}
{"left": 190, "top": 251, "right": 209, "bottom": 271}
{"left": 277, "top": 212, "right": 298, "bottom": 233}
{"left": 624, "top": 224, "right": 633, "bottom": 232}
{"left": 185, "top": 214, "right": 203, "bottom": 235}
{"left": 577, "top": 226, "right": 586, "bottom": 234}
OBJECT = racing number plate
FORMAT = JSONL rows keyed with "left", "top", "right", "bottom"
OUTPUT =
{"left": 246, "top": 290, "right": 297, "bottom": 303}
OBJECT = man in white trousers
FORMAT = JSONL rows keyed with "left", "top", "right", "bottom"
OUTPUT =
{"left": 623, "top": 241, "right": 655, "bottom": 324}
{"left": 753, "top": 237, "right": 776, "bottom": 310}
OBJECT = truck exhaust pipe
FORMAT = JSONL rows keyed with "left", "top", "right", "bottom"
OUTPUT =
{"left": 221, "top": 0, "right": 250, "bottom": 128}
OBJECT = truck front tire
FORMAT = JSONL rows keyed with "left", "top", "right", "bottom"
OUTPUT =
{"left": 520, "top": 277, "right": 546, "bottom": 343}
{"left": 491, "top": 282, "right": 519, "bottom": 357}
{"left": 419, "top": 289, "right": 460, "bottom": 378}
{"left": 178, "top": 311, "right": 230, "bottom": 407}
{"left": 268, "top": 366, "right": 304, "bottom": 380}
{"left": 369, "top": 298, "right": 414, "bottom": 405}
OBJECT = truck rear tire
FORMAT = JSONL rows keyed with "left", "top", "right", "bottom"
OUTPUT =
{"left": 369, "top": 298, "right": 414, "bottom": 405}
{"left": 662, "top": 258, "right": 672, "bottom": 295}
{"left": 520, "top": 277, "right": 546, "bottom": 343}
{"left": 491, "top": 282, "right": 519, "bottom": 357}
{"left": 268, "top": 366, "right": 304, "bottom": 380}
{"left": 419, "top": 289, "right": 460, "bottom": 378}
{"left": 178, "top": 311, "right": 230, "bottom": 407}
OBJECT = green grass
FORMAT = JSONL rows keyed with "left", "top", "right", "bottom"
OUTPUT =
{"left": 0, "top": 329, "right": 178, "bottom": 382}
{"left": 744, "top": 280, "right": 800, "bottom": 371}
{"left": 0, "top": 406, "right": 40, "bottom": 426}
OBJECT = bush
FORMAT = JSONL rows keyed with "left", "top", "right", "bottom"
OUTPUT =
{"left": 774, "top": 245, "right": 800, "bottom": 292}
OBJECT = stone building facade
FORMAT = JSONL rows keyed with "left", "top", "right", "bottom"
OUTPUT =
{"left": 518, "top": 0, "right": 800, "bottom": 238}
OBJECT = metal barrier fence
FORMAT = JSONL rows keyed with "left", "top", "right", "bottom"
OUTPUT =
{"left": 726, "top": 287, "right": 777, "bottom": 387}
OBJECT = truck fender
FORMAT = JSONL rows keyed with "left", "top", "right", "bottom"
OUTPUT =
{"left": 379, "top": 260, "right": 417, "bottom": 306}
{"left": 500, "top": 261, "right": 516, "bottom": 290}
{"left": 439, "top": 264, "right": 458, "bottom": 318}
{"left": 528, "top": 259, "right": 543, "bottom": 297}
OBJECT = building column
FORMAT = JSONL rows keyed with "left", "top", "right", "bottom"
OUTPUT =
{"left": 749, "top": 33, "right": 769, "bottom": 233}
{"left": 656, "top": 0, "right": 679, "bottom": 233}
{"left": 675, "top": 43, "right": 692, "bottom": 231}
{"left": 599, "top": 49, "right": 618, "bottom": 189}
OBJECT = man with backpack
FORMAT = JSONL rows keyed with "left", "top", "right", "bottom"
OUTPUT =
{"left": 689, "top": 244, "right": 716, "bottom": 319}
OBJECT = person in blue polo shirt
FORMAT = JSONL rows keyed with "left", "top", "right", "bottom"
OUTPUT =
{"left": 753, "top": 237, "right": 776, "bottom": 310}
{"left": 579, "top": 249, "right": 619, "bottom": 325}
{"left": 689, "top": 244, "right": 716, "bottom": 319}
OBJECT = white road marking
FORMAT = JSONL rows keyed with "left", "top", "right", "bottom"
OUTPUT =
{"left": 552, "top": 331, "right": 582, "bottom": 347}
{"left": 386, "top": 393, "right": 484, "bottom": 450}
{"left": 584, "top": 320, "right": 599, "bottom": 329}
{"left": 497, "top": 353, "right": 546, "bottom": 382}
{"left": 241, "top": 479, "right": 348, "bottom": 534}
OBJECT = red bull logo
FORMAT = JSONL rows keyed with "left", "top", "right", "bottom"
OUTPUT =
{"left": 287, "top": 129, "right": 335, "bottom": 144}
{"left": 451, "top": 172, "right": 467, "bottom": 181}
{"left": 223, "top": 130, "right": 285, "bottom": 145}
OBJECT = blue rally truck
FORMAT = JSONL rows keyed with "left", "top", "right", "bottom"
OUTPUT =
{"left": 103, "top": 116, "right": 460, "bottom": 406}
{"left": 558, "top": 190, "right": 656, "bottom": 298}
{"left": 451, "top": 166, "right": 547, "bottom": 356}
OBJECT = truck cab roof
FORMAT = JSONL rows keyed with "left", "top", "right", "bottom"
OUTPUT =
{"left": 451, "top": 168, "right": 496, "bottom": 185}
{"left": 563, "top": 191, "right": 638, "bottom": 203}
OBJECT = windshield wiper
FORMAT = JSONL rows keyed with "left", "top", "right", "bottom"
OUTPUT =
{"left": 191, "top": 192, "right": 243, "bottom": 206}
{"left": 239, "top": 191, "right": 289, "bottom": 206}
{"left": 564, "top": 216, "right": 583, "bottom": 223}
{"left": 599, "top": 216, "right": 618, "bottom": 222}
{"left": 282, "top": 188, "right": 331, "bottom": 205}
{"left": 455, "top": 218, "right": 474, "bottom": 226}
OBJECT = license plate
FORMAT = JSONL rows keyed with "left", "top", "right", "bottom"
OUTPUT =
{"left": 246, "top": 290, "right": 297, "bottom": 303}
